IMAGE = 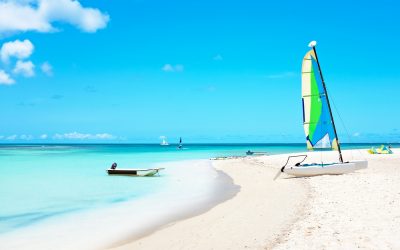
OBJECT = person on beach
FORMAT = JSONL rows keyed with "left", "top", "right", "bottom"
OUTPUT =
{"left": 111, "top": 162, "right": 117, "bottom": 169}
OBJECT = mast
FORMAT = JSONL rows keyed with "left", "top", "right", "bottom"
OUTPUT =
{"left": 311, "top": 44, "right": 344, "bottom": 163}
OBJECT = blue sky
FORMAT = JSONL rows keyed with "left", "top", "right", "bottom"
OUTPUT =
{"left": 0, "top": 0, "right": 399, "bottom": 143}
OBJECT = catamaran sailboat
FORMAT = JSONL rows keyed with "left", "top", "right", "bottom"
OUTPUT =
{"left": 277, "top": 41, "right": 367, "bottom": 178}
{"left": 178, "top": 137, "right": 183, "bottom": 149}
{"left": 160, "top": 136, "right": 169, "bottom": 146}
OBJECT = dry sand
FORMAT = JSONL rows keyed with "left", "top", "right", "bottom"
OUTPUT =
{"left": 112, "top": 148, "right": 400, "bottom": 250}
{"left": 273, "top": 148, "right": 400, "bottom": 250}
{"left": 112, "top": 156, "right": 308, "bottom": 250}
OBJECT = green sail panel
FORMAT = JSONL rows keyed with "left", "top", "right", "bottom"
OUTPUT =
{"left": 301, "top": 50, "right": 338, "bottom": 150}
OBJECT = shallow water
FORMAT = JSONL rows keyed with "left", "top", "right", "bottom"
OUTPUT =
{"left": 0, "top": 143, "right": 396, "bottom": 236}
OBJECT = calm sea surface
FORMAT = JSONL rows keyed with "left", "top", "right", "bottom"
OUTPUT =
{"left": 0, "top": 143, "right": 396, "bottom": 234}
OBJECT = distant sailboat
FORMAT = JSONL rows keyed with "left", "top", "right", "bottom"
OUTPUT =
{"left": 276, "top": 41, "right": 367, "bottom": 178}
{"left": 160, "top": 136, "right": 169, "bottom": 146}
{"left": 178, "top": 137, "right": 183, "bottom": 149}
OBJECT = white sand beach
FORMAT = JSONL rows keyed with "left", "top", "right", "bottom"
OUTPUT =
{"left": 273, "top": 148, "right": 400, "bottom": 250}
{"left": 113, "top": 148, "right": 400, "bottom": 250}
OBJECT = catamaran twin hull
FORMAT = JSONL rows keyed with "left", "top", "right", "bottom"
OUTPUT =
{"left": 107, "top": 168, "right": 163, "bottom": 176}
{"left": 283, "top": 160, "right": 368, "bottom": 177}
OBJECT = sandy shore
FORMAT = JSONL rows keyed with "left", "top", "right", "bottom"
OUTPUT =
{"left": 273, "top": 148, "right": 400, "bottom": 250}
{"left": 112, "top": 148, "right": 400, "bottom": 250}
{"left": 112, "top": 155, "right": 308, "bottom": 249}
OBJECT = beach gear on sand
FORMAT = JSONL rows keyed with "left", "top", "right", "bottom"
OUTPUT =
{"left": 368, "top": 145, "right": 393, "bottom": 154}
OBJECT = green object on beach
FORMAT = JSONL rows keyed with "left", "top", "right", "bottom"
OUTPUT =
{"left": 368, "top": 145, "right": 393, "bottom": 154}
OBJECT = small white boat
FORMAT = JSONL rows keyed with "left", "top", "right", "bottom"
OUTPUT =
{"left": 275, "top": 41, "right": 368, "bottom": 179}
{"left": 246, "top": 150, "right": 267, "bottom": 156}
{"left": 107, "top": 168, "right": 164, "bottom": 176}
{"left": 160, "top": 136, "right": 169, "bottom": 146}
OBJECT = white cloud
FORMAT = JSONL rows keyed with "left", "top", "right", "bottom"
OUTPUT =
{"left": 0, "top": 39, "right": 34, "bottom": 63}
{"left": 0, "top": 135, "right": 4, "bottom": 139}
{"left": 40, "top": 61, "right": 52, "bottom": 76}
{"left": 40, "top": 134, "right": 48, "bottom": 139}
{"left": 20, "top": 134, "right": 33, "bottom": 140}
{"left": 353, "top": 132, "right": 361, "bottom": 137}
{"left": 6, "top": 134, "right": 17, "bottom": 140}
{"left": 0, "top": 70, "right": 15, "bottom": 84}
{"left": 94, "top": 133, "right": 115, "bottom": 139}
{"left": 213, "top": 54, "right": 223, "bottom": 61}
{"left": 162, "top": 64, "right": 173, "bottom": 72}
{"left": 162, "top": 64, "right": 184, "bottom": 72}
{"left": 13, "top": 60, "right": 35, "bottom": 77}
{"left": 53, "top": 132, "right": 116, "bottom": 140}
{"left": 0, "top": 0, "right": 110, "bottom": 35}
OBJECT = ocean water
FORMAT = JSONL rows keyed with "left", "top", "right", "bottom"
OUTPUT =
{"left": 0, "top": 143, "right": 396, "bottom": 238}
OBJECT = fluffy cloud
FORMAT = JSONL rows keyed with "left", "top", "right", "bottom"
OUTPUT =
{"left": 162, "top": 64, "right": 184, "bottom": 72}
{"left": 0, "top": 39, "right": 34, "bottom": 63}
{"left": 13, "top": 60, "right": 35, "bottom": 77}
{"left": 161, "top": 64, "right": 173, "bottom": 72}
{"left": 20, "top": 134, "right": 33, "bottom": 140}
{"left": 0, "top": 0, "right": 110, "bottom": 34}
{"left": 53, "top": 132, "right": 116, "bottom": 140}
{"left": 0, "top": 69, "right": 14, "bottom": 84}
{"left": 40, "top": 61, "right": 52, "bottom": 76}
{"left": 0, "top": 132, "right": 117, "bottom": 140}
{"left": 6, "top": 134, "right": 17, "bottom": 140}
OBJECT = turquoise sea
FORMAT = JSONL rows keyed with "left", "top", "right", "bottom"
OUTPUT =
{"left": 0, "top": 143, "right": 397, "bottom": 237}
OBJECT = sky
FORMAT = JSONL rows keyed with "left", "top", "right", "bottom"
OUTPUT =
{"left": 0, "top": 0, "right": 399, "bottom": 143}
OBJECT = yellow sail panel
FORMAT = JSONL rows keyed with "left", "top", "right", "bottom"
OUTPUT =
{"left": 332, "top": 138, "right": 339, "bottom": 150}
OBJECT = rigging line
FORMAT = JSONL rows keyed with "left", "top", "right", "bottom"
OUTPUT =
{"left": 328, "top": 87, "right": 366, "bottom": 161}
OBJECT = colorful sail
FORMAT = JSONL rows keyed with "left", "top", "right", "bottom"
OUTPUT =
{"left": 301, "top": 49, "right": 338, "bottom": 150}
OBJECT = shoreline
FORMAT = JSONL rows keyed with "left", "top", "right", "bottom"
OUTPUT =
{"left": 0, "top": 159, "right": 239, "bottom": 250}
{"left": 3, "top": 147, "right": 399, "bottom": 249}
{"left": 107, "top": 164, "right": 240, "bottom": 248}
{"left": 113, "top": 148, "right": 400, "bottom": 249}
{"left": 112, "top": 154, "right": 309, "bottom": 249}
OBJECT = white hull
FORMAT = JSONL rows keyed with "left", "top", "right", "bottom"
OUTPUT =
{"left": 283, "top": 160, "right": 367, "bottom": 177}
{"left": 160, "top": 139, "right": 169, "bottom": 146}
{"left": 107, "top": 168, "right": 163, "bottom": 176}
